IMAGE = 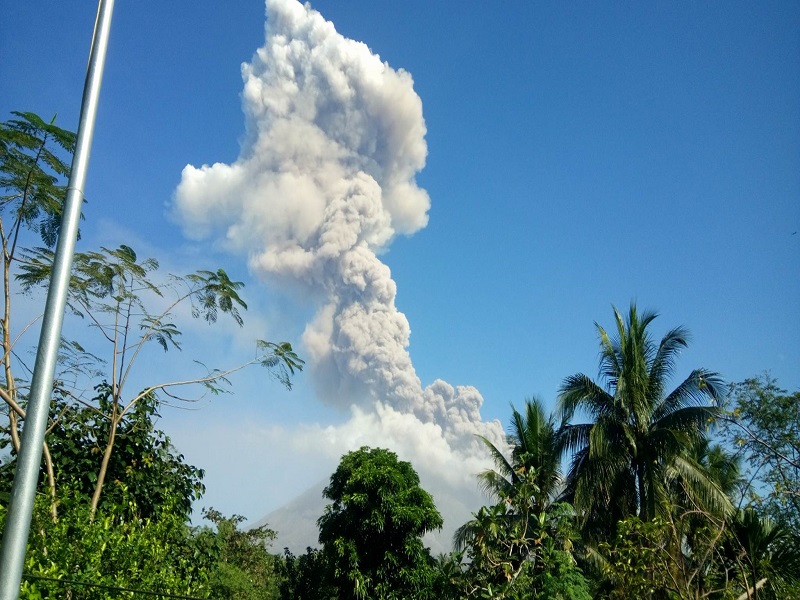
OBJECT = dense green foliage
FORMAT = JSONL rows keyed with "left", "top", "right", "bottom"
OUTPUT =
{"left": 3, "top": 495, "right": 212, "bottom": 599}
{"left": 199, "top": 508, "right": 282, "bottom": 600}
{"left": 277, "top": 547, "right": 336, "bottom": 600}
{"left": 0, "top": 111, "right": 301, "bottom": 598}
{"left": 451, "top": 399, "right": 590, "bottom": 599}
{"left": 317, "top": 446, "right": 443, "bottom": 599}
{"left": 0, "top": 386, "right": 206, "bottom": 522}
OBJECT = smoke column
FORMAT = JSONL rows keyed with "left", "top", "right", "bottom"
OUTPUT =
{"left": 174, "top": 0, "right": 502, "bottom": 469}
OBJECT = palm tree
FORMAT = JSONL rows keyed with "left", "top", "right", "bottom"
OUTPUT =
{"left": 690, "top": 438, "right": 745, "bottom": 503}
{"left": 454, "top": 397, "right": 564, "bottom": 551}
{"left": 478, "top": 397, "right": 564, "bottom": 511}
{"left": 558, "top": 304, "right": 727, "bottom": 535}
{"left": 727, "top": 508, "right": 800, "bottom": 599}
{"left": 454, "top": 398, "right": 574, "bottom": 597}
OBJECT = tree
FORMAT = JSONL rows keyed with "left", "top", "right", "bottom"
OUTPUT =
{"left": 277, "top": 546, "right": 336, "bottom": 600}
{"left": 475, "top": 397, "right": 564, "bottom": 514}
{"left": 317, "top": 446, "right": 443, "bottom": 599}
{"left": 452, "top": 399, "right": 588, "bottom": 599}
{"left": 558, "top": 304, "right": 727, "bottom": 536}
{"left": 0, "top": 110, "right": 305, "bottom": 594}
{"left": 199, "top": 508, "right": 282, "bottom": 600}
{"left": 14, "top": 243, "right": 303, "bottom": 518}
{"left": 594, "top": 516, "right": 676, "bottom": 599}
{"left": 453, "top": 498, "right": 589, "bottom": 600}
{"left": 1, "top": 111, "right": 304, "bottom": 521}
{"left": 0, "top": 384, "right": 206, "bottom": 522}
{"left": 0, "top": 111, "right": 76, "bottom": 511}
{"left": 723, "top": 375, "right": 800, "bottom": 529}
{"left": 1, "top": 487, "right": 215, "bottom": 598}
{"left": 725, "top": 508, "right": 800, "bottom": 600}
{"left": 1, "top": 385, "right": 291, "bottom": 599}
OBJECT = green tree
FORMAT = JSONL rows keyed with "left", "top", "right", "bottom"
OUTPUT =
{"left": 0, "top": 111, "right": 76, "bottom": 510}
{"left": 594, "top": 516, "right": 675, "bottom": 599}
{"left": 1, "top": 492, "right": 214, "bottom": 599}
{"left": 725, "top": 508, "right": 800, "bottom": 600}
{"left": 0, "top": 110, "right": 303, "bottom": 594}
{"left": 453, "top": 498, "right": 589, "bottom": 600}
{"left": 199, "top": 508, "right": 281, "bottom": 600}
{"left": 558, "top": 304, "right": 728, "bottom": 536}
{"left": 475, "top": 397, "right": 564, "bottom": 514}
{"left": 723, "top": 375, "right": 800, "bottom": 529}
{"left": 667, "top": 439, "right": 747, "bottom": 598}
{"left": 452, "top": 399, "right": 588, "bottom": 599}
{"left": 15, "top": 243, "right": 303, "bottom": 518}
{"left": 278, "top": 546, "right": 336, "bottom": 600}
{"left": 317, "top": 446, "right": 443, "bottom": 599}
{"left": 0, "top": 384, "right": 206, "bottom": 522}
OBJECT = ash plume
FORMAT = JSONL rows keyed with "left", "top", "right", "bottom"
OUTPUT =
{"left": 174, "top": 0, "right": 502, "bottom": 461}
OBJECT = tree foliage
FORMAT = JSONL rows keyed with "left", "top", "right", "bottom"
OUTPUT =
{"left": 0, "top": 111, "right": 76, "bottom": 510}
{"left": 0, "top": 384, "right": 206, "bottom": 522}
{"left": 277, "top": 546, "right": 336, "bottom": 600}
{"left": 475, "top": 397, "right": 564, "bottom": 513}
{"left": 453, "top": 497, "right": 589, "bottom": 600}
{"left": 724, "top": 374, "right": 800, "bottom": 529}
{"left": 558, "top": 304, "right": 727, "bottom": 535}
{"left": 724, "top": 508, "right": 800, "bottom": 599}
{"left": 199, "top": 508, "right": 281, "bottom": 600}
{"left": 317, "top": 446, "right": 443, "bottom": 599}
{"left": 15, "top": 243, "right": 303, "bottom": 518}
{"left": 1, "top": 112, "right": 304, "bottom": 522}
{"left": 1, "top": 493, "right": 213, "bottom": 599}
{"left": 451, "top": 400, "right": 588, "bottom": 599}
{"left": 0, "top": 111, "right": 75, "bottom": 247}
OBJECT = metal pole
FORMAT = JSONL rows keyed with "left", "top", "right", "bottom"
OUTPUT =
{"left": 0, "top": 1, "right": 115, "bottom": 596}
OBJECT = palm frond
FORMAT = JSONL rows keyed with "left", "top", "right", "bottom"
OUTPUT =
{"left": 653, "top": 369, "right": 724, "bottom": 423}
{"left": 557, "top": 422, "right": 592, "bottom": 457}
{"left": 647, "top": 325, "right": 689, "bottom": 400}
{"left": 668, "top": 454, "right": 734, "bottom": 517}
{"left": 558, "top": 374, "right": 614, "bottom": 421}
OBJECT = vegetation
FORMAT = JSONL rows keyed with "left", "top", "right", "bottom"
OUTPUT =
{"left": 451, "top": 398, "right": 590, "bottom": 599}
{"left": 0, "top": 111, "right": 302, "bottom": 517}
{"left": 722, "top": 375, "right": 800, "bottom": 530}
{"left": 0, "top": 110, "right": 302, "bottom": 598}
{"left": 317, "top": 446, "right": 443, "bottom": 599}
{"left": 559, "top": 305, "right": 727, "bottom": 532}
{"left": 2, "top": 111, "right": 799, "bottom": 598}
{"left": 1, "top": 111, "right": 77, "bottom": 510}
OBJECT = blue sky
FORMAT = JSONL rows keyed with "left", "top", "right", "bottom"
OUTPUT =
{"left": 2, "top": 1, "right": 798, "bottom": 526}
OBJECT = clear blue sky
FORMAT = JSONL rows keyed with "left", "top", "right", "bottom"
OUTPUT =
{"left": 2, "top": 1, "right": 798, "bottom": 523}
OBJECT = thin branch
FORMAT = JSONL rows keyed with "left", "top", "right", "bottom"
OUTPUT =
{"left": 116, "top": 286, "right": 197, "bottom": 399}
{"left": 721, "top": 414, "right": 800, "bottom": 470}
{"left": 117, "top": 356, "right": 264, "bottom": 420}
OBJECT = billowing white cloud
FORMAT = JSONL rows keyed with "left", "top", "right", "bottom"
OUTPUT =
{"left": 173, "top": 0, "right": 504, "bottom": 522}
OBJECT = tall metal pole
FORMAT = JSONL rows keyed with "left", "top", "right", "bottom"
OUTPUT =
{"left": 0, "top": 1, "right": 115, "bottom": 596}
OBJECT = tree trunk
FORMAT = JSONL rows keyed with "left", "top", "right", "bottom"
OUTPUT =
{"left": 637, "top": 461, "right": 648, "bottom": 521}
{"left": 89, "top": 413, "right": 119, "bottom": 520}
{"left": 42, "top": 443, "right": 58, "bottom": 520}
{"left": 735, "top": 578, "right": 767, "bottom": 600}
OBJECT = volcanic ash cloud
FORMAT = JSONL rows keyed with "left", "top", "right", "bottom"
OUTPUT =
{"left": 174, "top": 0, "right": 503, "bottom": 458}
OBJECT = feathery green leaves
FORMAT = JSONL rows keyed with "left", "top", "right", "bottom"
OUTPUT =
{"left": 1, "top": 111, "right": 77, "bottom": 248}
